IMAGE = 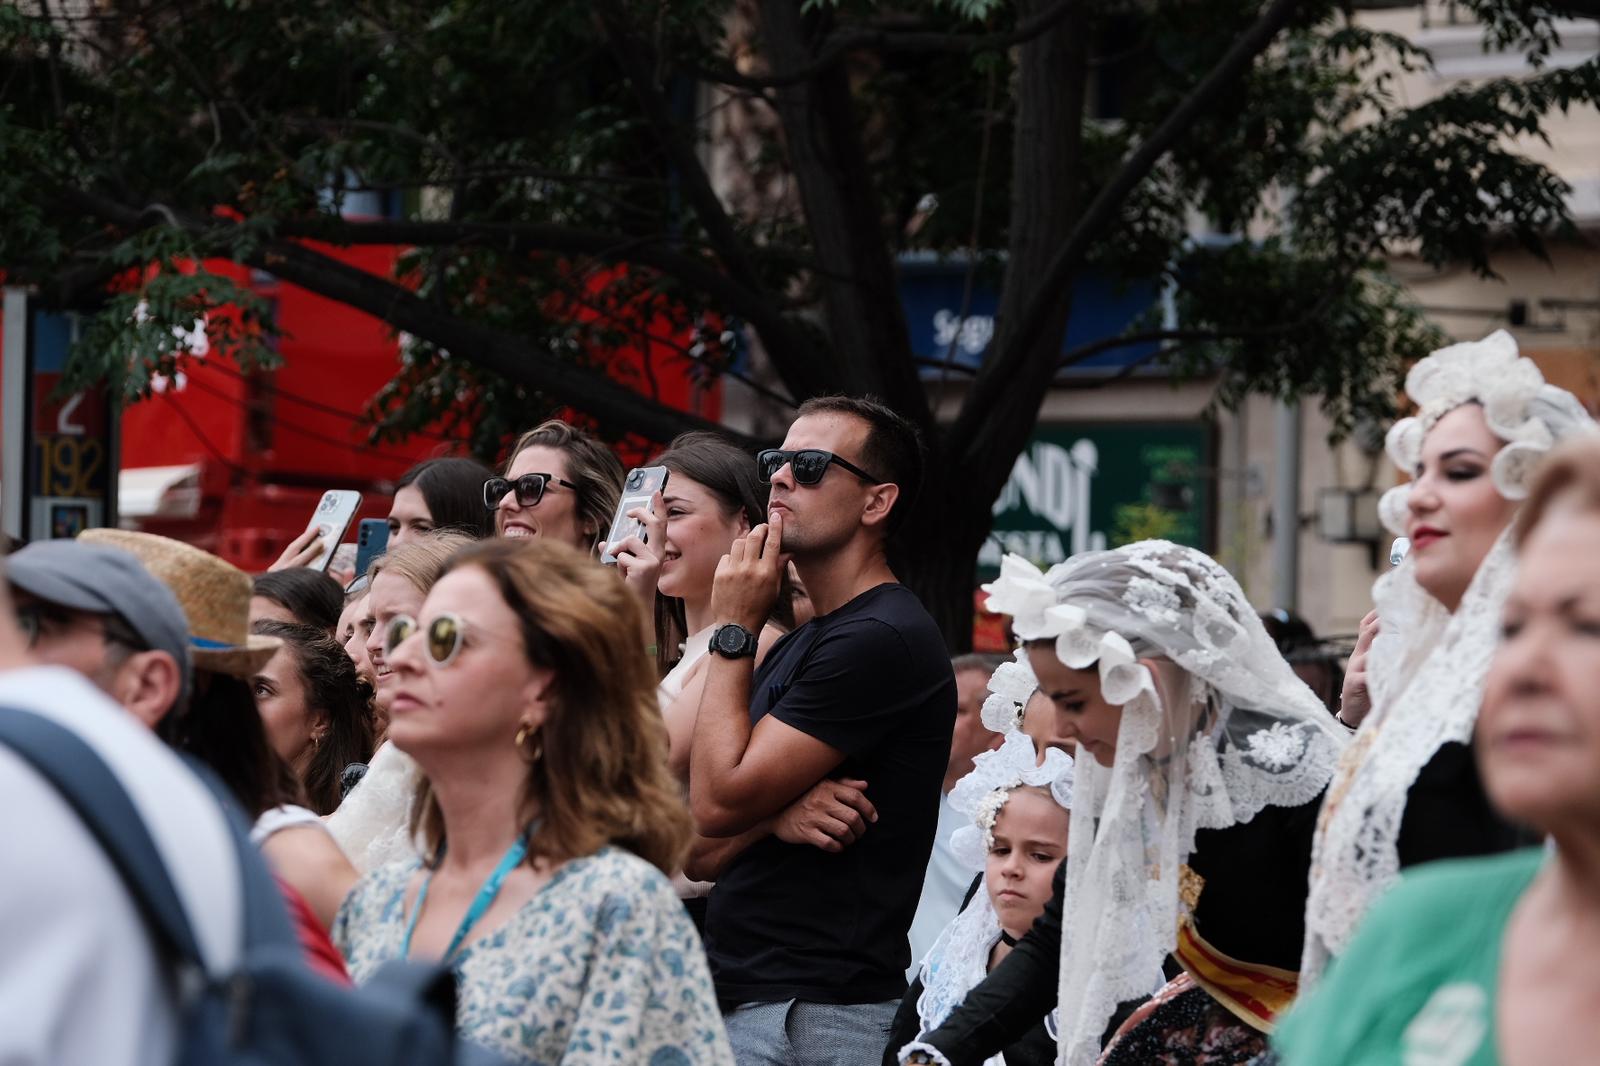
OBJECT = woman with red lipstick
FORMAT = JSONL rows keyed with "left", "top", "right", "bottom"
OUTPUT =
{"left": 1302, "top": 331, "right": 1596, "bottom": 987}
{"left": 1275, "top": 436, "right": 1600, "bottom": 1066}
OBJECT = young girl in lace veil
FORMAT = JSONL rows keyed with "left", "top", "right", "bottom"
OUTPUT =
{"left": 1300, "top": 330, "right": 1596, "bottom": 985}
{"left": 888, "top": 729, "right": 1074, "bottom": 1066}
{"left": 900, "top": 541, "right": 1347, "bottom": 1066}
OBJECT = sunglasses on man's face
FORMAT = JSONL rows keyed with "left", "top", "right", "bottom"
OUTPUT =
{"left": 756, "top": 449, "right": 883, "bottom": 487}
{"left": 483, "top": 473, "right": 579, "bottom": 511}
{"left": 383, "top": 612, "right": 467, "bottom": 667}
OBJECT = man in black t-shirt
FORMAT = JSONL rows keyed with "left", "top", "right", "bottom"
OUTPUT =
{"left": 688, "top": 396, "right": 956, "bottom": 1066}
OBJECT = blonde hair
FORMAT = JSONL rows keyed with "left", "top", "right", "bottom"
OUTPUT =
{"left": 1514, "top": 436, "right": 1600, "bottom": 548}
{"left": 410, "top": 537, "right": 691, "bottom": 874}
{"left": 367, "top": 531, "right": 475, "bottom": 592}
{"left": 504, "top": 420, "right": 624, "bottom": 551}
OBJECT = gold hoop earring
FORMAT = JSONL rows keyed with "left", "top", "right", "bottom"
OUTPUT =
{"left": 515, "top": 722, "right": 543, "bottom": 764}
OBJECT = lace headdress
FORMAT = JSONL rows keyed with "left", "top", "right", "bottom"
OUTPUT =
{"left": 912, "top": 728, "right": 1074, "bottom": 1065}
{"left": 1302, "top": 331, "right": 1596, "bottom": 985}
{"left": 984, "top": 543, "right": 1346, "bottom": 1066}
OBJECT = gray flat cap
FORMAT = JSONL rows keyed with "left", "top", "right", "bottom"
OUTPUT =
{"left": 7, "top": 539, "right": 193, "bottom": 712}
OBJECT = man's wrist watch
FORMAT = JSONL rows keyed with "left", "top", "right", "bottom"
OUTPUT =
{"left": 709, "top": 622, "right": 759, "bottom": 659}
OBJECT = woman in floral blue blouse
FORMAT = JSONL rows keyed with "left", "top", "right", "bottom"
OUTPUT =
{"left": 333, "top": 537, "right": 733, "bottom": 1066}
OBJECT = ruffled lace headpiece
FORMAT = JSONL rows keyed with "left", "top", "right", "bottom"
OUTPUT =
{"left": 982, "top": 543, "right": 1346, "bottom": 1066}
{"left": 910, "top": 729, "right": 1072, "bottom": 1064}
{"left": 1303, "top": 331, "right": 1596, "bottom": 986}
{"left": 1377, "top": 329, "right": 1595, "bottom": 533}
{"left": 946, "top": 730, "right": 1074, "bottom": 870}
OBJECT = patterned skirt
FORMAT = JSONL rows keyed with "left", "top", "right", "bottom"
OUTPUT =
{"left": 1097, "top": 973, "right": 1268, "bottom": 1066}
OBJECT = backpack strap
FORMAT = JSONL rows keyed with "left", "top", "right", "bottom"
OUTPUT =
{"left": 0, "top": 708, "right": 206, "bottom": 966}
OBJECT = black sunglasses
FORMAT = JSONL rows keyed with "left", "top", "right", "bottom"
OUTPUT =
{"left": 756, "top": 448, "right": 883, "bottom": 487}
{"left": 483, "top": 473, "right": 580, "bottom": 511}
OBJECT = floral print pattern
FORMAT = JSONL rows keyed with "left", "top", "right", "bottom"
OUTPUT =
{"left": 333, "top": 846, "right": 734, "bottom": 1066}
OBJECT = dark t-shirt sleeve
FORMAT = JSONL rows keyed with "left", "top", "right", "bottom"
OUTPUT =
{"left": 917, "top": 862, "right": 1064, "bottom": 1064}
{"left": 765, "top": 616, "right": 926, "bottom": 757}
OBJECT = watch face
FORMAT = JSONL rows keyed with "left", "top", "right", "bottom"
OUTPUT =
{"left": 715, "top": 625, "right": 750, "bottom": 655}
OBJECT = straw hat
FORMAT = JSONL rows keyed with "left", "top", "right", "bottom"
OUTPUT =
{"left": 78, "top": 528, "right": 281, "bottom": 676}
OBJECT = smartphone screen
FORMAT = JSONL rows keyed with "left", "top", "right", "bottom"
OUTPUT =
{"left": 601, "top": 467, "right": 669, "bottom": 565}
{"left": 301, "top": 490, "right": 363, "bottom": 573}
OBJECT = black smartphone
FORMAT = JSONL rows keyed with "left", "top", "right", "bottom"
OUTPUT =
{"left": 353, "top": 518, "right": 390, "bottom": 581}
{"left": 601, "top": 466, "right": 670, "bottom": 565}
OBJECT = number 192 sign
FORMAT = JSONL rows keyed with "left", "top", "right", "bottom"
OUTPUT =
{"left": 2, "top": 289, "right": 117, "bottom": 543}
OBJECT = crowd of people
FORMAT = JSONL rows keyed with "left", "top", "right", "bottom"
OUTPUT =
{"left": 2, "top": 331, "right": 1598, "bottom": 1066}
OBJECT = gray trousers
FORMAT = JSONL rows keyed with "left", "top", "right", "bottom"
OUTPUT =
{"left": 721, "top": 998, "right": 900, "bottom": 1066}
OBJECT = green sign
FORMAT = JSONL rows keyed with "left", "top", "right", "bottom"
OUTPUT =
{"left": 978, "top": 421, "right": 1213, "bottom": 580}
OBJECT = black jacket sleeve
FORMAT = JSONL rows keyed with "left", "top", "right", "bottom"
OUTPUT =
{"left": 912, "top": 861, "right": 1064, "bottom": 1064}
{"left": 884, "top": 875, "right": 988, "bottom": 1065}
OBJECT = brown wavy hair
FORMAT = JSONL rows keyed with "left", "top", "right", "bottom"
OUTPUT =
{"left": 503, "top": 420, "right": 624, "bottom": 553}
{"left": 410, "top": 537, "right": 691, "bottom": 874}
{"left": 251, "top": 619, "right": 377, "bottom": 815}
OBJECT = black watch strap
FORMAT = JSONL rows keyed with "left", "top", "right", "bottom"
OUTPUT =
{"left": 709, "top": 622, "right": 759, "bottom": 658}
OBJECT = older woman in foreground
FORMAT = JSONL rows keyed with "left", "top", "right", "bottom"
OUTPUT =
{"left": 333, "top": 538, "right": 733, "bottom": 1065}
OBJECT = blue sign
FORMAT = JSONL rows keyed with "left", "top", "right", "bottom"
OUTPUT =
{"left": 899, "top": 257, "right": 1162, "bottom": 376}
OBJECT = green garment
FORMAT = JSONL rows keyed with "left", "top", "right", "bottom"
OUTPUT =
{"left": 1274, "top": 848, "right": 1545, "bottom": 1066}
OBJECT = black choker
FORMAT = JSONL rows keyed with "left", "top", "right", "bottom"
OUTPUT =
{"left": 999, "top": 930, "right": 1019, "bottom": 947}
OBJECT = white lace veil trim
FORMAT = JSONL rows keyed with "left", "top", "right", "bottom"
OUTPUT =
{"left": 1302, "top": 333, "right": 1596, "bottom": 986}
{"left": 915, "top": 728, "right": 1072, "bottom": 1064}
{"left": 325, "top": 740, "right": 425, "bottom": 874}
{"left": 983, "top": 543, "right": 1347, "bottom": 1066}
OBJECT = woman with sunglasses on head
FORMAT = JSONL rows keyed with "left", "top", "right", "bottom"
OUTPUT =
{"left": 329, "top": 532, "right": 475, "bottom": 874}
{"left": 486, "top": 420, "right": 623, "bottom": 553}
{"left": 1275, "top": 436, "right": 1600, "bottom": 1065}
{"left": 331, "top": 538, "right": 734, "bottom": 1066}
{"left": 1301, "top": 333, "right": 1596, "bottom": 988}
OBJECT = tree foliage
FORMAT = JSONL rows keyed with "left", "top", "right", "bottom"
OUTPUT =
{"left": 1, "top": 0, "right": 1595, "bottom": 640}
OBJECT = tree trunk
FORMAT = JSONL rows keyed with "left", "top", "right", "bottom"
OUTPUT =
{"left": 895, "top": 0, "right": 1091, "bottom": 650}
{"left": 757, "top": 0, "right": 930, "bottom": 426}
{"left": 953, "top": 0, "right": 1091, "bottom": 509}
{"left": 890, "top": 451, "right": 995, "bottom": 652}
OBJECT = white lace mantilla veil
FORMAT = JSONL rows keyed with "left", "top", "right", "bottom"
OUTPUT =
{"left": 325, "top": 740, "right": 425, "bottom": 874}
{"left": 907, "top": 730, "right": 1075, "bottom": 1066}
{"left": 1301, "top": 330, "right": 1597, "bottom": 986}
{"left": 982, "top": 542, "right": 1347, "bottom": 1066}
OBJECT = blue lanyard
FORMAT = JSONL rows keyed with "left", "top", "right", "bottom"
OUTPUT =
{"left": 401, "top": 833, "right": 530, "bottom": 962}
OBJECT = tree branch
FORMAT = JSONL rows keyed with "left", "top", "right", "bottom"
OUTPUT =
{"left": 56, "top": 186, "right": 753, "bottom": 447}
{"left": 951, "top": 0, "right": 1306, "bottom": 454}
{"left": 267, "top": 216, "right": 816, "bottom": 378}
{"left": 691, "top": 0, "right": 1078, "bottom": 91}
{"left": 1056, "top": 313, "right": 1332, "bottom": 368}
{"left": 595, "top": 1, "right": 839, "bottom": 404}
